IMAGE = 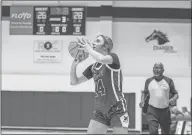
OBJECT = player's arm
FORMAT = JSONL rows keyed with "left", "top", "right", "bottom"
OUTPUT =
{"left": 77, "top": 38, "right": 114, "bottom": 64}
{"left": 87, "top": 47, "right": 113, "bottom": 64}
{"left": 169, "top": 79, "right": 179, "bottom": 103}
{"left": 70, "top": 59, "right": 91, "bottom": 86}
{"left": 140, "top": 79, "right": 149, "bottom": 107}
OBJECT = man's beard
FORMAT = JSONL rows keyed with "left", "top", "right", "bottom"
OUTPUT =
{"left": 154, "top": 73, "right": 164, "bottom": 81}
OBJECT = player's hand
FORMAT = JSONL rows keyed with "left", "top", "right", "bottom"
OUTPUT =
{"left": 168, "top": 98, "right": 176, "bottom": 106}
{"left": 139, "top": 101, "right": 145, "bottom": 108}
{"left": 77, "top": 37, "right": 92, "bottom": 52}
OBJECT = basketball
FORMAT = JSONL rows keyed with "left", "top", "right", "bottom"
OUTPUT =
{"left": 68, "top": 41, "right": 89, "bottom": 61}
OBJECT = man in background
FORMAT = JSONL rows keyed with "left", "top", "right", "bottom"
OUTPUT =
{"left": 139, "top": 62, "right": 179, "bottom": 134}
{"left": 170, "top": 106, "right": 184, "bottom": 134}
{"left": 181, "top": 106, "right": 191, "bottom": 117}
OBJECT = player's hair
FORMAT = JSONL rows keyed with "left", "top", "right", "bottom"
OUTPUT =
{"left": 97, "top": 35, "right": 113, "bottom": 53}
{"left": 154, "top": 62, "right": 164, "bottom": 69}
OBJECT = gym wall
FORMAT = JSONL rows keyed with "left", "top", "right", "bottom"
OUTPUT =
{"left": 1, "top": 0, "right": 191, "bottom": 132}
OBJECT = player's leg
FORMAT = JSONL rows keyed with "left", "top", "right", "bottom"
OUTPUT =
{"left": 110, "top": 112, "right": 129, "bottom": 134}
{"left": 147, "top": 106, "right": 160, "bottom": 134}
{"left": 148, "top": 119, "right": 159, "bottom": 134}
{"left": 87, "top": 110, "right": 109, "bottom": 134}
{"left": 159, "top": 108, "right": 171, "bottom": 134}
{"left": 160, "top": 123, "right": 171, "bottom": 134}
{"left": 87, "top": 119, "right": 108, "bottom": 134}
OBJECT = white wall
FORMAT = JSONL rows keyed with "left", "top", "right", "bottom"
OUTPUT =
{"left": 2, "top": 20, "right": 98, "bottom": 74}
{"left": 2, "top": 1, "right": 102, "bottom": 6}
{"left": 113, "top": 22, "right": 191, "bottom": 77}
{"left": 3, "top": 21, "right": 191, "bottom": 76}
{"left": 113, "top": 1, "right": 191, "bottom": 9}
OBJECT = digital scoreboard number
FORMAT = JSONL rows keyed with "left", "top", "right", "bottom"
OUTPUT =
{"left": 34, "top": 7, "right": 49, "bottom": 35}
{"left": 34, "top": 6, "right": 86, "bottom": 35}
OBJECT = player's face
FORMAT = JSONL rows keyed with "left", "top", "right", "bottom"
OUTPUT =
{"left": 92, "top": 36, "right": 105, "bottom": 52}
{"left": 153, "top": 64, "right": 164, "bottom": 77}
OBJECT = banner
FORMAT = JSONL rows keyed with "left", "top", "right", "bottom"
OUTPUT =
{"left": 33, "top": 40, "right": 63, "bottom": 63}
{"left": 10, "top": 6, "right": 33, "bottom": 35}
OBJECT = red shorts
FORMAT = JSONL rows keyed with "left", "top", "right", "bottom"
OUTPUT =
{"left": 91, "top": 101, "right": 129, "bottom": 128}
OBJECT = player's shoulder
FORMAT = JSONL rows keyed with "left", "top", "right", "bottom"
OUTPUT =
{"left": 163, "top": 76, "right": 172, "bottom": 80}
{"left": 163, "top": 76, "right": 173, "bottom": 83}
{"left": 108, "top": 52, "right": 119, "bottom": 58}
{"left": 109, "top": 52, "right": 119, "bottom": 57}
{"left": 109, "top": 52, "right": 120, "bottom": 62}
{"left": 145, "top": 77, "right": 154, "bottom": 84}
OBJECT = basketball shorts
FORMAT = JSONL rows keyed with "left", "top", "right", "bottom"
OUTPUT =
{"left": 91, "top": 100, "right": 129, "bottom": 128}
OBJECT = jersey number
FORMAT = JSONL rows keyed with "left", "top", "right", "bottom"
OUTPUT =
{"left": 95, "top": 79, "right": 106, "bottom": 97}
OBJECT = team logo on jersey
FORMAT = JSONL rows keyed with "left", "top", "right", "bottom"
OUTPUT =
{"left": 92, "top": 63, "right": 103, "bottom": 81}
{"left": 145, "top": 30, "right": 177, "bottom": 53}
{"left": 120, "top": 112, "right": 129, "bottom": 128}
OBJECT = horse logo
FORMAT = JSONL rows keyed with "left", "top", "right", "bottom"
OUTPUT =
{"left": 145, "top": 30, "right": 177, "bottom": 53}
{"left": 145, "top": 30, "right": 169, "bottom": 45}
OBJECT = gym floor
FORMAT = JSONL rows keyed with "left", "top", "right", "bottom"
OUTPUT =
{"left": 1, "top": 129, "right": 144, "bottom": 134}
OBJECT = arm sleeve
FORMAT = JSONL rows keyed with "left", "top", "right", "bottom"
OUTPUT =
{"left": 143, "top": 79, "right": 149, "bottom": 94}
{"left": 108, "top": 53, "right": 120, "bottom": 69}
{"left": 82, "top": 64, "right": 93, "bottom": 80}
{"left": 169, "top": 79, "right": 178, "bottom": 95}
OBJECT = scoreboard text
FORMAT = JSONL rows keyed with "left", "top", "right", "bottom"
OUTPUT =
{"left": 34, "top": 6, "right": 86, "bottom": 35}
{"left": 10, "top": 6, "right": 86, "bottom": 35}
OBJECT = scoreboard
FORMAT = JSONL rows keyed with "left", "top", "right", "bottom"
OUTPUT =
{"left": 10, "top": 6, "right": 86, "bottom": 35}
{"left": 34, "top": 6, "right": 86, "bottom": 35}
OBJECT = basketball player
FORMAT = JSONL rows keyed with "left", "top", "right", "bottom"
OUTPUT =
{"left": 139, "top": 62, "right": 179, "bottom": 134}
{"left": 70, "top": 35, "right": 129, "bottom": 134}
